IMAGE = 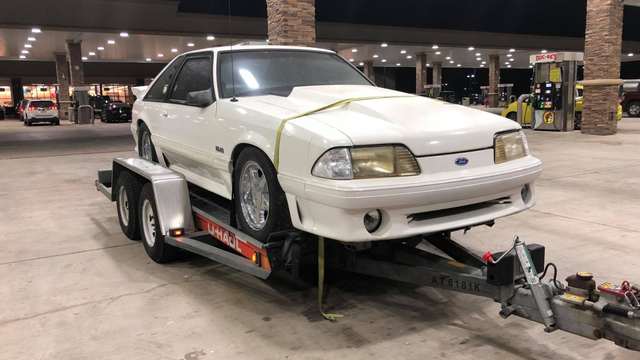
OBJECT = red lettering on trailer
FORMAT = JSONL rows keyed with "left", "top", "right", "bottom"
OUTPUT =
{"left": 196, "top": 213, "right": 271, "bottom": 270}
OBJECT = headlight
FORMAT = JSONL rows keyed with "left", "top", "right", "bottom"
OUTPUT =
{"left": 312, "top": 145, "right": 420, "bottom": 179}
{"left": 494, "top": 130, "right": 529, "bottom": 164}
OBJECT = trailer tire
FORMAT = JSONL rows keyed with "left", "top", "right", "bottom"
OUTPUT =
{"left": 116, "top": 171, "right": 142, "bottom": 240}
{"left": 139, "top": 183, "right": 179, "bottom": 263}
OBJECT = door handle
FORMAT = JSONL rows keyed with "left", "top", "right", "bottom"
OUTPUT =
{"left": 161, "top": 109, "right": 168, "bottom": 117}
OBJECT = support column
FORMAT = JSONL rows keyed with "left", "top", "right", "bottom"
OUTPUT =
{"left": 54, "top": 53, "right": 71, "bottom": 120}
{"left": 266, "top": 0, "right": 315, "bottom": 47}
{"left": 488, "top": 55, "right": 500, "bottom": 108}
{"left": 363, "top": 60, "right": 375, "bottom": 83}
{"left": 432, "top": 61, "right": 442, "bottom": 98}
{"left": 415, "top": 52, "right": 427, "bottom": 95}
{"left": 65, "top": 40, "right": 85, "bottom": 86}
{"left": 10, "top": 78, "right": 23, "bottom": 108}
{"left": 581, "top": 0, "right": 624, "bottom": 135}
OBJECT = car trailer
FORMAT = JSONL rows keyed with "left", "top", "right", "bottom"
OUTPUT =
{"left": 96, "top": 157, "right": 640, "bottom": 352}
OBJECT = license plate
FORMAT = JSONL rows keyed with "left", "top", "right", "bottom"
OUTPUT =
{"left": 40, "top": 109, "right": 46, "bottom": 112}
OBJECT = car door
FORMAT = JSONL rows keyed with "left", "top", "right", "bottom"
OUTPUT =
{"left": 142, "top": 56, "right": 184, "bottom": 147}
{"left": 163, "top": 53, "right": 223, "bottom": 186}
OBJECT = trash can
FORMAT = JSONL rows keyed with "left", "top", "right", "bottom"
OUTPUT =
{"left": 78, "top": 105, "right": 94, "bottom": 125}
{"left": 462, "top": 97, "right": 470, "bottom": 106}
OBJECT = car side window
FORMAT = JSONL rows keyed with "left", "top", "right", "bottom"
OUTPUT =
{"left": 169, "top": 56, "right": 213, "bottom": 103}
{"left": 144, "top": 57, "right": 184, "bottom": 101}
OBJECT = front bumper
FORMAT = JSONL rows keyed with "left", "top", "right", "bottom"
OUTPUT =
{"left": 280, "top": 151, "right": 542, "bottom": 242}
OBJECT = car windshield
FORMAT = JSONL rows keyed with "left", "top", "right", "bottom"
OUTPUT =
{"left": 30, "top": 101, "right": 54, "bottom": 107}
{"left": 217, "top": 50, "right": 372, "bottom": 98}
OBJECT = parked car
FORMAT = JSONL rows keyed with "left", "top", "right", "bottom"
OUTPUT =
{"left": 501, "top": 85, "right": 623, "bottom": 129}
{"left": 101, "top": 101, "right": 132, "bottom": 122}
{"left": 90, "top": 95, "right": 111, "bottom": 115}
{"left": 130, "top": 46, "right": 541, "bottom": 244}
{"left": 22, "top": 99, "right": 60, "bottom": 126}
{"left": 16, "top": 99, "right": 30, "bottom": 120}
{"left": 439, "top": 90, "right": 458, "bottom": 104}
{"left": 621, "top": 90, "right": 640, "bottom": 117}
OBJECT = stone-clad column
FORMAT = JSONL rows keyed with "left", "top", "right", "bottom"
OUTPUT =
{"left": 488, "top": 55, "right": 500, "bottom": 107}
{"left": 363, "top": 60, "right": 374, "bottom": 83}
{"left": 432, "top": 61, "right": 442, "bottom": 98}
{"left": 266, "top": 0, "right": 315, "bottom": 47}
{"left": 65, "top": 40, "right": 85, "bottom": 86}
{"left": 581, "top": 0, "right": 624, "bottom": 135}
{"left": 415, "top": 52, "right": 427, "bottom": 95}
{"left": 54, "top": 53, "right": 71, "bottom": 120}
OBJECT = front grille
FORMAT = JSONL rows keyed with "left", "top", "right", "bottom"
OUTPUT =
{"left": 407, "top": 197, "right": 512, "bottom": 223}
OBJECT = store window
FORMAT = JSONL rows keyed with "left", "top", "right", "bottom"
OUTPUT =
{"left": 23, "top": 84, "right": 58, "bottom": 101}
{"left": 0, "top": 86, "right": 12, "bottom": 108}
{"left": 101, "top": 84, "right": 135, "bottom": 104}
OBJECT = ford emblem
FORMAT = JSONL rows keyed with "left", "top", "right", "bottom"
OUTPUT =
{"left": 454, "top": 157, "right": 469, "bottom": 166}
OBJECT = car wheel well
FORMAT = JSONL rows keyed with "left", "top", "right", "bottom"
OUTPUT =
{"left": 231, "top": 143, "right": 267, "bottom": 170}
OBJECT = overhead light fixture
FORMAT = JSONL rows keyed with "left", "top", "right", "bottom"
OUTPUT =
{"left": 266, "top": 39, "right": 269, "bottom": 43}
{"left": 507, "top": 54, "right": 512, "bottom": 57}
{"left": 432, "top": 45, "right": 439, "bottom": 49}
{"left": 457, "top": 64, "right": 462, "bottom": 67}
{"left": 28, "top": 37, "right": 36, "bottom": 41}
{"left": 187, "top": 43, "right": 194, "bottom": 47}
{"left": 476, "top": 57, "right": 481, "bottom": 61}
{"left": 207, "top": 35, "right": 215, "bottom": 40}
{"left": 352, "top": 49, "right": 358, "bottom": 52}
{"left": 381, "top": 59, "right": 387, "bottom": 62}
{"left": 505, "top": 62, "right": 509, "bottom": 65}
{"left": 426, "top": 63, "right": 430, "bottom": 66}
{"left": 31, "top": 28, "right": 41, "bottom": 33}
{"left": 529, "top": 65, "right": 533, "bottom": 68}
{"left": 89, "top": 52, "right": 96, "bottom": 55}
{"left": 349, "top": 59, "right": 354, "bottom": 62}
{"left": 381, "top": 43, "right": 388, "bottom": 47}
{"left": 82, "top": 56, "right": 88, "bottom": 60}
{"left": 120, "top": 32, "right": 129, "bottom": 37}
{"left": 373, "top": 54, "right": 378, "bottom": 58}
{"left": 24, "top": 44, "right": 32, "bottom": 48}
{"left": 146, "top": 58, "right": 151, "bottom": 61}
{"left": 171, "top": 48, "right": 178, "bottom": 52}
{"left": 446, "top": 56, "right": 451, "bottom": 60}
{"left": 507, "top": 65, "right": 512, "bottom": 68}
{"left": 19, "top": 55, "right": 26, "bottom": 59}
{"left": 359, "top": 62, "right": 364, "bottom": 66}
{"left": 97, "top": 46, "right": 104, "bottom": 50}
{"left": 509, "top": 48, "right": 516, "bottom": 52}
{"left": 407, "top": 55, "right": 412, "bottom": 59}
{"left": 108, "top": 40, "right": 115, "bottom": 44}
{"left": 480, "top": 64, "right": 484, "bottom": 67}
{"left": 482, "top": 61, "right": 487, "bottom": 64}
{"left": 509, "top": 58, "right": 515, "bottom": 61}
{"left": 435, "top": 51, "right": 441, "bottom": 55}
{"left": 449, "top": 60, "right": 454, "bottom": 63}
{"left": 400, "top": 50, "right": 406, "bottom": 54}
{"left": 158, "top": 54, "right": 164, "bottom": 57}
{"left": 21, "top": 50, "right": 29, "bottom": 54}
{"left": 629, "top": 53, "right": 634, "bottom": 57}
{"left": 468, "top": 46, "right": 474, "bottom": 50}
{"left": 541, "top": 50, "right": 547, "bottom": 53}
{"left": 475, "top": 53, "right": 481, "bottom": 56}
{"left": 396, "top": 63, "right": 401, "bottom": 66}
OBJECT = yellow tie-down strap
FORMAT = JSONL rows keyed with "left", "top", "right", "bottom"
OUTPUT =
{"left": 273, "top": 95, "right": 416, "bottom": 171}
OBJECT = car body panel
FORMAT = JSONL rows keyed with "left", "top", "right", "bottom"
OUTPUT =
{"left": 131, "top": 45, "right": 542, "bottom": 242}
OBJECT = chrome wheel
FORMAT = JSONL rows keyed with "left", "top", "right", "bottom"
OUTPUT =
{"left": 240, "top": 161, "right": 269, "bottom": 231}
{"left": 118, "top": 185, "right": 129, "bottom": 227}
{"left": 630, "top": 104, "right": 640, "bottom": 117}
{"left": 141, "top": 199, "right": 156, "bottom": 247}
{"left": 141, "top": 131, "right": 152, "bottom": 161}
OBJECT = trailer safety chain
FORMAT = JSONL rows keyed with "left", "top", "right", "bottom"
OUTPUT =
{"left": 273, "top": 95, "right": 415, "bottom": 171}
{"left": 318, "top": 236, "right": 344, "bottom": 322}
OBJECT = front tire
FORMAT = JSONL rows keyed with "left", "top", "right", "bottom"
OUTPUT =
{"left": 574, "top": 112, "right": 582, "bottom": 130}
{"left": 627, "top": 101, "right": 640, "bottom": 117}
{"left": 116, "top": 171, "right": 142, "bottom": 240}
{"left": 138, "top": 123, "right": 158, "bottom": 162}
{"left": 233, "top": 147, "right": 291, "bottom": 243}
{"left": 139, "top": 183, "right": 179, "bottom": 263}
{"left": 506, "top": 112, "right": 517, "bottom": 121}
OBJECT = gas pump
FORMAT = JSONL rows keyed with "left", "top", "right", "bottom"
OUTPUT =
{"left": 529, "top": 52, "right": 583, "bottom": 131}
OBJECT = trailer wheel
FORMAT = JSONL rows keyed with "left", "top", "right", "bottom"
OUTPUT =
{"left": 139, "top": 183, "right": 179, "bottom": 263}
{"left": 115, "top": 171, "right": 142, "bottom": 240}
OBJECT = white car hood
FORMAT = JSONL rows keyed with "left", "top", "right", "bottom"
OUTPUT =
{"left": 257, "top": 85, "right": 520, "bottom": 156}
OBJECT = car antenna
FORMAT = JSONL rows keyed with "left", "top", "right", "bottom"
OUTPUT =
{"left": 228, "top": 0, "right": 238, "bottom": 102}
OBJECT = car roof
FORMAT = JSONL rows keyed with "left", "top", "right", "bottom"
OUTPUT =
{"left": 177, "top": 44, "right": 335, "bottom": 57}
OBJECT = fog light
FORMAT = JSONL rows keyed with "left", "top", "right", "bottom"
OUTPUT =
{"left": 364, "top": 210, "right": 382, "bottom": 233}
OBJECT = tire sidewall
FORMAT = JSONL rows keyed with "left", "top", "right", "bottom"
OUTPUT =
{"left": 139, "top": 184, "right": 177, "bottom": 263}
{"left": 138, "top": 123, "right": 158, "bottom": 162}
{"left": 628, "top": 102, "right": 640, "bottom": 117}
{"left": 233, "top": 147, "right": 289, "bottom": 242}
{"left": 116, "top": 172, "right": 141, "bottom": 240}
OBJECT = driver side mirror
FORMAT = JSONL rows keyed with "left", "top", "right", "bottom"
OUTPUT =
{"left": 186, "top": 88, "right": 214, "bottom": 107}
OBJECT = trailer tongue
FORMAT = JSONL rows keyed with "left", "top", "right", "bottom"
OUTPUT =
{"left": 97, "top": 157, "right": 640, "bottom": 352}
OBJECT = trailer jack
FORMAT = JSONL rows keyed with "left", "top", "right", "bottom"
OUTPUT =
{"left": 322, "top": 234, "right": 640, "bottom": 352}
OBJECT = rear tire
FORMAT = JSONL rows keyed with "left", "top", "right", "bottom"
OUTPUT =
{"left": 574, "top": 112, "right": 582, "bottom": 130}
{"left": 116, "top": 171, "right": 142, "bottom": 240}
{"left": 139, "top": 183, "right": 179, "bottom": 263}
{"left": 506, "top": 112, "right": 517, "bottom": 121}
{"left": 138, "top": 123, "right": 158, "bottom": 162}
{"left": 627, "top": 101, "right": 640, "bottom": 117}
{"left": 233, "top": 147, "right": 292, "bottom": 243}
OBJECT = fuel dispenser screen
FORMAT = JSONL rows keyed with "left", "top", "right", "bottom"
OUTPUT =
{"left": 533, "top": 82, "right": 562, "bottom": 110}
